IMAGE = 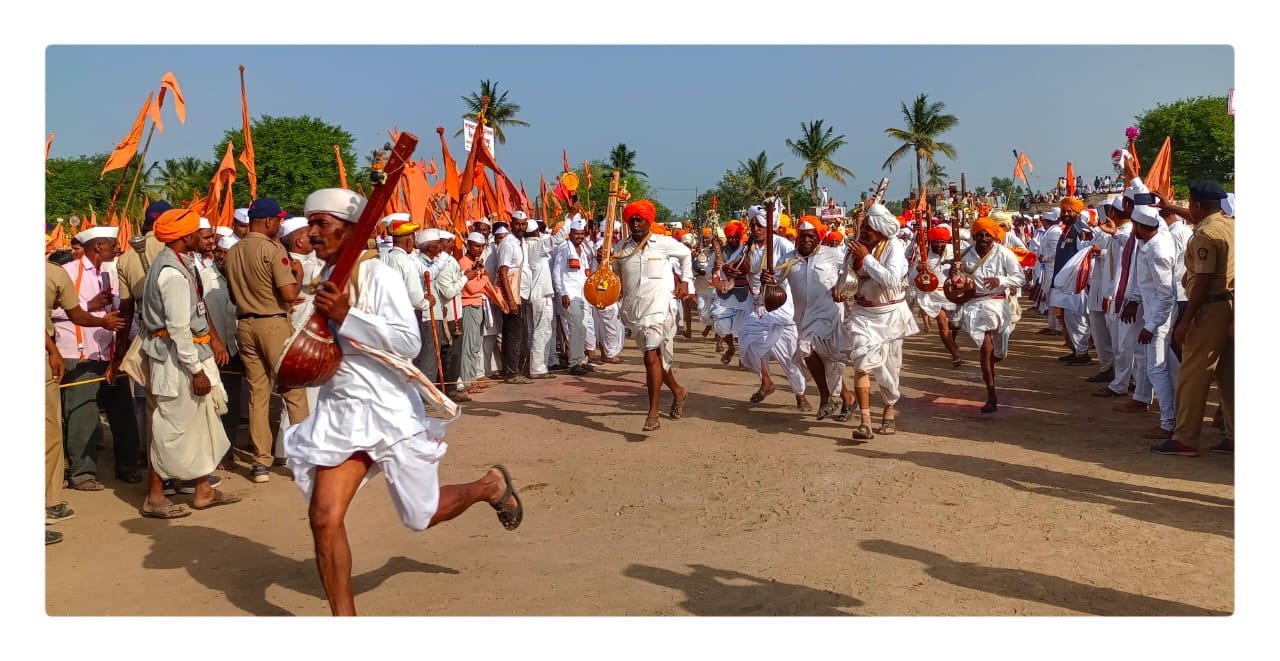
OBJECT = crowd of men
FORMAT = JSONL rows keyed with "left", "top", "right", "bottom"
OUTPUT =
{"left": 44, "top": 174, "right": 1234, "bottom": 614}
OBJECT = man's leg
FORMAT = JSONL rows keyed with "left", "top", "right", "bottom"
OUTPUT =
{"left": 528, "top": 298, "right": 553, "bottom": 376}
{"left": 936, "top": 309, "right": 962, "bottom": 364}
{"left": 308, "top": 458, "right": 370, "bottom": 616}
{"left": 236, "top": 320, "right": 276, "bottom": 469}
{"left": 980, "top": 331, "right": 998, "bottom": 412}
{"left": 804, "top": 352, "right": 831, "bottom": 403}
{"left": 258, "top": 317, "right": 310, "bottom": 428}
{"left": 219, "top": 353, "right": 245, "bottom": 465}
{"left": 643, "top": 348, "right": 664, "bottom": 427}
{"left": 45, "top": 362, "right": 66, "bottom": 510}
{"left": 61, "top": 359, "right": 104, "bottom": 488}
{"left": 1088, "top": 309, "right": 1115, "bottom": 374}
{"left": 99, "top": 375, "right": 141, "bottom": 480}
{"left": 442, "top": 333, "right": 461, "bottom": 396}
{"left": 1171, "top": 303, "right": 1230, "bottom": 448}
{"left": 1107, "top": 314, "right": 1138, "bottom": 395}
{"left": 567, "top": 299, "right": 588, "bottom": 367}
{"left": 417, "top": 317, "right": 444, "bottom": 386}
{"left": 1146, "top": 323, "right": 1178, "bottom": 432}
{"left": 460, "top": 306, "right": 485, "bottom": 384}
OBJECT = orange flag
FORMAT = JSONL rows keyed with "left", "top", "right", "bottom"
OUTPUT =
{"left": 563, "top": 150, "right": 570, "bottom": 174}
{"left": 1013, "top": 151, "right": 1033, "bottom": 185}
{"left": 46, "top": 224, "right": 66, "bottom": 254}
{"left": 455, "top": 125, "right": 483, "bottom": 220}
{"left": 219, "top": 182, "right": 236, "bottom": 228}
{"left": 148, "top": 92, "right": 165, "bottom": 134}
{"left": 519, "top": 180, "right": 530, "bottom": 212}
{"left": 45, "top": 133, "right": 54, "bottom": 160}
{"left": 333, "top": 145, "right": 348, "bottom": 189}
{"left": 1066, "top": 162, "right": 1075, "bottom": 197}
{"left": 1145, "top": 136, "right": 1173, "bottom": 201}
{"left": 102, "top": 91, "right": 154, "bottom": 176}
{"left": 437, "top": 128, "right": 462, "bottom": 212}
{"left": 117, "top": 213, "right": 133, "bottom": 252}
{"left": 161, "top": 72, "right": 186, "bottom": 123}
{"left": 584, "top": 160, "right": 591, "bottom": 190}
{"left": 428, "top": 158, "right": 438, "bottom": 180}
{"left": 237, "top": 65, "right": 257, "bottom": 198}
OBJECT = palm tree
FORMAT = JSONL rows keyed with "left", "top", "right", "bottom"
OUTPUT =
{"left": 785, "top": 119, "right": 855, "bottom": 201}
{"left": 148, "top": 156, "right": 211, "bottom": 203}
{"left": 882, "top": 93, "right": 959, "bottom": 199}
{"left": 456, "top": 80, "right": 529, "bottom": 145}
{"left": 925, "top": 160, "right": 949, "bottom": 192}
{"left": 607, "top": 143, "right": 647, "bottom": 178}
{"left": 726, "top": 151, "right": 787, "bottom": 202}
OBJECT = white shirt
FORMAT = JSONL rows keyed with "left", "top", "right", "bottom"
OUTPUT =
{"left": 613, "top": 232, "right": 693, "bottom": 327}
{"left": 550, "top": 239, "right": 598, "bottom": 301}
{"left": 727, "top": 235, "right": 798, "bottom": 319}
{"left": 1130, "top": 225, "right": 1177, "bottom": 333}
{"left": 522, "top": 226, "right": 569, "bottom": 300}
{"left": 381, "top": 246, "right": 428, "bottom": 312}
{"left": 199, "top": 263, "right": 238, "bottom": 357}
{"left": 1166, "top": 219, "right": 1192, "bottom": 302}
{"left": 961, "top": 243, "right": 1026, "bottom": 296}
{"left": 783, "top": 244, "right": 844, "bottom": 338}
{"left": 418, "top": 251, "right": 465, "bottom": 323}
{"left": 851, "top": 238, "right": 910, "bottom": 305}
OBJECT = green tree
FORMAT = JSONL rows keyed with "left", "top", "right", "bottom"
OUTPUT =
{"left": 785, "top": 119, "right": 855, "bottom": 201}
{"left": 147, "top": 156, "right": 215, "bottom": 205}
{"left": 606, "top": 143, "right": 647, "bottom": 179}
{"left": 925, "top": 161, "right": 949, "bottom": 191}
{"left": 457, "top": 79, "right": 529, "bottom": 145}
{"left": 726, "top": 150, "right": 786, "bottom": 202}
{"left": 1133, "top": 95, "right": 1234, "bottom": 196}
{"left": 220, "top": 115, "right": 363, "bottom": 213}
{"left": 46, "top": 153, "right": 133, "bottom": 222}
{"left": 882, "top": 93, "right": 959, "bottom": 198}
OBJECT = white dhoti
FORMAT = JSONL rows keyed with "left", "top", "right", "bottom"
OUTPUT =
{"left": 913, "top": 286, "right": 955, "bottom": 319}
{"left": 148, "top": 355, "right": 231, "bottom": 481}
{"left": 839, "top": 301, "right": 919, "bottom": 405}
{"left": 739, "top": 308, "right": 807, "bottom": 395}
{"left": 693, "top": 279, "right": 715, "bottom": 325}
{"left": 591, "top": 302, "right": 624, "bottom": 358}
{"left": 627, "top": 311, "right": 677, "bottom": 370}
{"left": 709, "top": 289, "right": 750, "bottom": 338}
{"left": 483, "top": 300, "right": 502, "bottom": 376}
{"left": 1107, "top": 313, "right": 1140, "bottom": 395}
{"left": 959, "top": 295, "right": 1013, "bottom": 358}
{"left": 796, "top": 316, "right": 846, "bottom": 396}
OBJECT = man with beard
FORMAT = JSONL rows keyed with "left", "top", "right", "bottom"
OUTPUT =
{"left": 907, "top": 225, "right": 964, "bottom": 368}
{"left": 834, "top": 204, "right": 919, "bottom": 439}
{"left": 551, "top": 214, "right": 598, "bottom": 375}
{"left": 282, "top": 188, "right": 523, "bottom": 616}
{"left": 956, "top": 217, "right": 1026, "bottom": 413}
{"left": 724, "top": 204, "right": 809, "bottom": 411}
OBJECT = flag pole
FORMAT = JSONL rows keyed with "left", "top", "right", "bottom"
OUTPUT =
{"left": 119, "top": 120, "right": 160, "bottom": 233}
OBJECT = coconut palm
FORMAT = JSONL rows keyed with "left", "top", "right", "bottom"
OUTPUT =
{"left": 882, "top": 93, "right": 959, "bottom": 199}
{"left": 925, "top": 160, "right": 949, "bottom": 191}
{"left": 726, "top": 150, "right": 787, "bottom": 202}
{"left": 607, "top": 143, "right": 647, "bottom": 178}
{"left": 456, "top": 79, "right": 529, "bottom": 145}
{"left": 785, "top": 119, "right": 855, "bottom": 201}
{"left": 148, "top": 156, "right": 212, "bottom": 203}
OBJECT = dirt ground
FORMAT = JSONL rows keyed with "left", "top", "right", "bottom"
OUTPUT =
{"left": 45, "top": 302, "right": 1233, "bottom": 616}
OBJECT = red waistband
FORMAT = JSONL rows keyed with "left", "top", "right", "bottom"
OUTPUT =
{"left": 856, "top": 297, "right": 906, "bottom": 307}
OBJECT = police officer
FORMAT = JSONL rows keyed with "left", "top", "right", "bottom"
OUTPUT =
{"left": 1154, "top": 181, "right": 1234, "bottom": 457}
{"left": 224, "top": 198, "right": 307, "bottom": 482}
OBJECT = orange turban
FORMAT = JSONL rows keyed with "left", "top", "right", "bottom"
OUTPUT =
{"left": 724, "top": 220, "right": 746, "bottom": 238}
{"left": 701, "top": 227, "right": 712, "bottom": 239}
{"left": 623, "top": 199, "right": 656, "bottom": 223}
{"left": 154, "top": 208, "right": 201, "bottom": 243}
{"left": 649, "top": 222, "right": 666, "bottom": 235}
{"left": 825, "top": 230, "right": 844, "bottom": 244}
{"left": 971, "top": 217, "right": 1005, "bottom": 242}
{"left": 1059, "top": 197, "right": 1084, "bottom": 214}
{"left": 783, "top": 227, "right": 798, "bottom": 241}
{"left": 927, "top": 226, "right": 951, "bottom": 242}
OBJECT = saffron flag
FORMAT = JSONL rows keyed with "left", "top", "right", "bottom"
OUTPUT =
{"left": 1013, "top": 151, "right": 1033, "bottom": 185}
{"left": 563, "top": 150, "right": 571, "bottom": 174}
{"left": 1066, "top": 162, "right": 1075, "bottom": 197}
{"left": 584, "top": 160, "right": 591, "bottom": 190}
{"left": 161, "top": 72, "right": 186, "bottom": 123}
{"left": 437, "top": 128, "right": 462, "bottom": 211}
{"left": 237, "top": 65, "right": 257, "bottom": 198}
{"left": 333, "top": 145, "right": 348, "bottom": 189}
{"left": 102, "top": 92, "right": 154, "bottom": 176}
{"left": 46, "top": 224, "right": 66, "bottom": 254}
{"left": 45, "top": 133, "right": 54, "bottom": 160}
{"left": 117, "top": 212, "right": 133, "bottom": 252}
{"left": 1145, "top": 136, "right": 1173, "bottom": 201}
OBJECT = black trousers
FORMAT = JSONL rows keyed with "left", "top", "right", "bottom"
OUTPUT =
{"left": 501, "top": 309, "right": 529, "bottom": 378}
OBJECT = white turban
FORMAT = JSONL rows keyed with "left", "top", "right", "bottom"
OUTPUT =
{"left": 213, "top": 226, "right": 234, "bottom": 238}
{"left": 217, "top": 235, "right": 239, "bottom": 250}
{"left": 198, "top": 217, "right": 211, "bottom": 230}
{"left": 466, "top": 232, "right": 487, "bottom": 244}
{"left": 304, "top": 188, "right": 367, "bottom": 223}
{"left": 746, "top": 205, "right": 779, "bottom": 228}
{"left": 568, "top": 213, "right": 588, "bottom": 231}
{"left": 1043, "top": 207, "right": 1061, "bottom": 222}
{"left": 864, "top": 203, "right": 899, "bottom": 239}
{"left": 280, "top": 216, "right": 309, "bottom": 238}
{"left": 415, "top": 228, "right": 442, "bottom": 246}
{"left": 233, "top": 208, "right": 250, "bottom": 225}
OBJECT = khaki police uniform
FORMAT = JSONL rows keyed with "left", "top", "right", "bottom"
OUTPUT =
{"left": 224, "top": 231, "right": 309, "bottom": 467}
{"left": 45, "top": 263, "right": 78, "bottom": 507}
{"left": 1171, "top": 211, "right": 1234, "bottom": 446}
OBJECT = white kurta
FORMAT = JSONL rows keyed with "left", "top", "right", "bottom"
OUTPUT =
{"left": 148, "top": 268, "right": 230, "bottom": 481}
{"left": 908, "top": 251, "right": 956, "bottom": 318}
{"left": 283, "top": 258, "right": 451, "bottom": 531}
{"left": 551, "top": 240, "right": 598, "bottom": 362}
{"left": 836, "top": 238, "right": 919, "bottom": 404}
{"left": 957, "top": 243, "right": 1026, "bottom": 358}
{"left": 731, "top": 236, "right": 807, "bottom": 395}
{"left": 784, "top": 244, "right": 846, "bottom": 393}
{"left": 613, "top": 232, "right": 692, "bottom": 370}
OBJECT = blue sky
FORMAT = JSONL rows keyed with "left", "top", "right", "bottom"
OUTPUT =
{"left": 45, "top": 45, "right": 1231, "bottom": 216}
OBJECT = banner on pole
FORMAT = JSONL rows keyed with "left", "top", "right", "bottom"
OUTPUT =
{"left": 462, "top": 119, "right": 496, "bottom": 155}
